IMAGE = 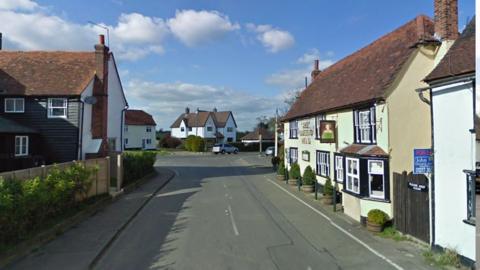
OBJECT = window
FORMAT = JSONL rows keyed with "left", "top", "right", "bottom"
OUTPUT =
{"left": 368, "top": 160, "right": 385, "bottom": 199}
{"left": 316, "top": 151, "right": 330, "bottom": 177}
{"left": 227, "top": 137, "right": 233, "bottom": 142}
{"left": 146, "top": 126, "right": 152, "bottom": 132}
{"left": 188, "top": 127, "right": 192, "bottom": 132}
{"left": 315, "top": 114, "right": 326, "bottom": 138}
{"left": 48, "top": 98, "right": 67, "bottom": 118}
{"left": 5, "top": 98, "right": 24, "bottom": 113}
{"left": 289, "top": 120, "right": 298, "bottom": 139}
{"left": 207, "top": 126, "right": 213, "bottom": 132}
{"left": 146, "top": 139, "right": 152, "bottom": 144}
{"left": 125, "top": 138, "right": 128, "bottom": 145}
{"left": 15, "top": 136, "right": 28, "bottom": 156}
{"left": 466, "top": 170, "right": 476, "bottom": 222}
{"left": 181, "top": 127, "right": 185, "bottom": 132}
{"left": 289, "top": 148, "right": 298, "bottom": 164}
{"left": 335, "top": 155, "right": 344, "bottom": 182}
{"left": 124, "top": 126, "right": 128, "bottom": 132}
{"left": 227, "top": 127, "right": 233, "bottom": 132}
{"left": 353, "top": 107, "right": 376, "bottom": 144}
{"left": 346, "top": 157, "right": 360, "bottom": 194}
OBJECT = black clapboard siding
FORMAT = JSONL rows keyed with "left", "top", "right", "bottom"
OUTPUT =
{"left": 0, "top": 97, "right": 80, "bottom": 163}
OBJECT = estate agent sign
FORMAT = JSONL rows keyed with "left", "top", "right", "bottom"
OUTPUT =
{"left": 413, "top": 148, "right": 432, "bottom": 174}
{"left": 319, "top": 120, "right": 336, "bottom": 143}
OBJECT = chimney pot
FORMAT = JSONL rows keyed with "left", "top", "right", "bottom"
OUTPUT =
{"left": 313, "top": 59, "right": 319, "bottom": 71}
{"left": 185, "top": 107, "right": 190, "bottom": 114}
{"left": 311, "top": 59, "right": 321, "bottom": 82}
{"left": 99, "top": 34, "right": 105, "bottom": 45}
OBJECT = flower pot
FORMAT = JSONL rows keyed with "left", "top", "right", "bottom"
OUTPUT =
{"left": 366, "top": 220, "right": 384, "bottom": 233}
{"left": 276, "top": 174, "right": 285, "bottom": 181}
{"left": 322, "top": 195, "right": 333, "bottom": 205}
{"left": 288, "top": 179, "right": 298, "bottom": 186}
{"left": 301, "top": 185, "right": 314, "bottom": 193}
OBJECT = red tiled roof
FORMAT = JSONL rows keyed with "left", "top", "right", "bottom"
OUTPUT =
{"left": 0, "top": 51, "right": 96, "bottom": 96}
{"left": 125, "top": 110, "right": 156, "bottom": 126}
{"left": 241, "top": 128, "right": 274, "bottom": 141}
{"left": 283, "top": 15, "right": 435, "bottom": 121}
{"left": 340, "top": 144, "right": 389, "bottom": 157}
{"left": 425, "top": 18, "right": 475, "bottom": 82}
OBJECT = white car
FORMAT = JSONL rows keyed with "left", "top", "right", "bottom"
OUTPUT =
{"left": 212, "top": 143, "right": 239, "bottom": 154}
{"left": 265, "top": 146, "right": 275, "bottom": 156}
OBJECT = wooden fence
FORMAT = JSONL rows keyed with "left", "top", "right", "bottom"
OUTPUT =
{"left": 0, "top": 157, "right": 111, "bottom": 199}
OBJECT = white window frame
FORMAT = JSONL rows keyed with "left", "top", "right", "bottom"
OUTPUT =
{"left": 47, "top": 98, "right": 68, "bottom": 118}
{"left": 207, "top": 126, "right": 213, "bottom": 132}
{"left": 227, "top": 127, "right": 233, "bottom": 132}
{"left": 146, "top": 139, "right": 151, "bottom": 144}
{"left": 346, "top": 157, "right": 360, "bottom": 194}
{"left": 146, "top": 126, "right": 152, "bottom": 132}
{"left": 354, "top": 107, "right": 376, "bottom": 144}
{"left": 5, "top": 98, "right": 25, "bottom": 113}
{"left": 290, "top": 120, "right": 298, "bottom": 139}
{"left": 335, "top": 155, "right": 344, "bottom": 182}
{"left": 289, "top": 147, "right": 298, "bottom": 164}
{"left": 316, "top": 114, "right": 326, "bottom": 138}
{"left": 368, "top": 160, "right": 385, "bottom": 199}
{"left": 316, "top": 151, "right": 330, "bottom": 177}
{"left": 15, "top": 136, "right": 29, "bottom": 157}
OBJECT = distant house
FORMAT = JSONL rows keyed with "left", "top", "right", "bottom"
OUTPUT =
{"left": 241, "top": 128, "right": 274, "bottom": 144}
{"left": 124, "top": 110, "right": 157, "bottom": 150}
{"left": 0, "top": 35, "right": 128, "bottom": 172}
{"left": 170, "top": 108, "right": 237, "bottom": 143}
{"left": 423, "top": 18, "right": 476, "bottom": 264}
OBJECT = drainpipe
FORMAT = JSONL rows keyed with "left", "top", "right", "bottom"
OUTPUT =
{"left": 120, "top": 105, "right": 129, "bottom": 152}
{"left": 78, "top": 99, "right": 85, "bottom": 160}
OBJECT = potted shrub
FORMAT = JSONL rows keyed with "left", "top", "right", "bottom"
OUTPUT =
{"left": 322, "top": 178, "right": 334, "bottom": 205}
{"left": 276, "top": 161, "right": 285, "bottom": 181}
{"left": 366, "top": 209, "right": 390, "bottom": 232}
{"left": 271, "top": 156, "right": 280, "bottom": 171}
{"left": 301, "top": 166, "right": 315, "bottom": 193}
{"left": 288, "top": 163, "right": 300, "bottom": 186}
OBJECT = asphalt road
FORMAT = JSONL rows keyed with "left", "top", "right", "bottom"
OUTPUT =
{"left": 91, "top": 153, "right": 431, "bottom": 270}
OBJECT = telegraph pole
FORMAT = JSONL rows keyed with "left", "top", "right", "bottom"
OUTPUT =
{"left": 274, "top": 108, "right": 278, "bottom": 157}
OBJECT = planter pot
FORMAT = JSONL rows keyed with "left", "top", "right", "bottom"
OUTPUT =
{"left": 366, "top": 221, "right": 384, "bottom": 233}
{"left": 288, "top": 179, "right": 298, "bottom": 186}
{"left": 276, "top": 175, "right": 285, "bottom": 181}
{"left": 301, "top": 185, "right": 314, "bottom": 193}
{"left": 322, "top": 195, "right": 333, "bottom": 205}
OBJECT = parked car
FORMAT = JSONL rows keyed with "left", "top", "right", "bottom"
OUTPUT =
{"left": 212, "top": 143, "right": 239, "bottom": 154}
{"left": 265, "top": 146, "right": 275, "bottom": 156}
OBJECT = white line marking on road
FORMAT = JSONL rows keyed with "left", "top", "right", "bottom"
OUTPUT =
{"left": 228, "top": 205, "right": 239, "bottom": 236}
{"left": 265, "top": 176, "right": 404, "bottom": 270}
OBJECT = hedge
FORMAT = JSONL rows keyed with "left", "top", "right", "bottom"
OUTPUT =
{"left": 123, "top": 151, "right": 156, "bottom": 187}
{"left": 184, "top": 136, "right": 205, "bottom": 152}
{"left": 0, "top": 163, "right": 96, "bottom": 246}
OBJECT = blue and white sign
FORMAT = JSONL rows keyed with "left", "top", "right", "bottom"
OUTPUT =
{"left": 413, "top": 149, "right": 432, "bottom": 174}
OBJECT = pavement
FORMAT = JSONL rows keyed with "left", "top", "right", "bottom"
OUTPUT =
{"left": 8, "top": 152, "right": 437, "bottom": 270}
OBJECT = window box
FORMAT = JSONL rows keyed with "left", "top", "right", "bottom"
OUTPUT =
{"left": 48, "top": 98, "right": 68, "bottom": 118}
{"left": 5, "top": 98, "right": 25, "bottom": 113}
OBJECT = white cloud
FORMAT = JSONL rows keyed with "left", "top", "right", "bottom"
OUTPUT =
{"left": 125, "top": 80, "right": 279, "bottom": 130}
{"left": 297, "top": 48, "right": 320, "bottom": 64}
{"left": 0, "top": 0, "right": 38, "bottom": 11}
{"left": 111, "top": 13, "right": 168, "bottom": 45}
{"left": 247, "top": 23, "right": 295, "bottom": 53}
{"left": 167, "top": 10, "right": 240, "bottom": 47}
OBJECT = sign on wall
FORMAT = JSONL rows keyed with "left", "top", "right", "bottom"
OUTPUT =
{"left": 300, "top": 120, "right": 314, "bottom": 144}
{"left": 413, "top": 149, "right": 432, "bottom": 174}
{"left": 319, "top": 120, "right": 336, "bottom": 143}
{"left": 302, "top": 150, "right": 310, "bottom": 161}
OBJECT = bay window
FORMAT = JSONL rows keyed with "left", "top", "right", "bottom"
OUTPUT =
{"left": 346, "top": 157, "right": 360, "bottom": 194}
{"left": 316, "top": 151, "right": 330, "bottom": 177}
{"left": 353, "top": 107, "right": 376, "bottom": 144}
{"left": 368, "top": 160, "right": 385, "bottom": 199}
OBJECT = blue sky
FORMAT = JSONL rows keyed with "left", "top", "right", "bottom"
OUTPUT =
{"left": 0, "top": 0, "right": 475, "bottom": 130}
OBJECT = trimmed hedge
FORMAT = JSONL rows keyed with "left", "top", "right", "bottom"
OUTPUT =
{"left": 123, "top": 151, "right": 156, "bottom": 187}
{"left": 302, "top": 166, "right": 315, "bottom": 185}
{"left": 323, "top": 177, "right": 334, "bottom": 196}
{"left": 0, "top": 163, "right": 96, "bottom": 246}
{"left": 289, "top": 163, "right": 301, "bottom": 180}
{"left": 367, "top": 209, "right": 390, "bottom": 225}
{"left": 185, "top": 135, "right": 205, "bottom": 152}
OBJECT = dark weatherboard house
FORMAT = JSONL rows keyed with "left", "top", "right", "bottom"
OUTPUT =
{"left": 0, "top": 35, "right": 128, "bottom": 172}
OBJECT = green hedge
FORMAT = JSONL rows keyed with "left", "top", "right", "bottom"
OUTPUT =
{"left": 184, "top": 136, "right": 205, "bottom": 152}
{"left": 302, "top": 166, "right": 315, "bottom": 185}
{"left": 0, "top": 163, "right": 96, "bottom": 246}
{"left": 123, "top": 151, "right": 156, "bottom": 187}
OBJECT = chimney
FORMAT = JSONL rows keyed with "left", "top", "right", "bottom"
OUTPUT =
{"left": 213, "top": 107, "right": 217, "bottom": 113}
{"left": 434, "top": 0, "right": 458, "bottom": 40}
{"left": 185, "top": 107, "right": 190, "bottom": 114}
{"left": 311, "top": 59, "right": 321, "bottom": 82}
{"left": 91, "top": 34, "right": 110, "bottom": 156}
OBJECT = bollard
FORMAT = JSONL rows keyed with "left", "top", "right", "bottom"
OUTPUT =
{"left": 285, "top": 167, "right": 288, "bottom": 184}
{"left": 297, "top": 177, "right": 301, "bottom": 191}
{"left": 315, "top": 180, "right": 318, "bottom": 200}
{"left": 333, "top": 181, "right": 338, "bottom": 212}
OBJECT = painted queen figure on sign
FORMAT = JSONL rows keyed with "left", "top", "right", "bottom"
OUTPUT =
{"left": 319, "top": 121, "right": 335, "bottom": 143}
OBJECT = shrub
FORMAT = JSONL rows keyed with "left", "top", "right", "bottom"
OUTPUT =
{"left": 184, "top": 135, "right": 196, "bottom": 151}
{"left": 277, "top": 161, "right": 285, "bottom": 176}
{"left": 289, "top": 163, "right": 300, "bottom": 179}
{"left": 323, "top": 177, "right": 334, "bottom": 196}
{"left": 159, "top": 134, "right": 181, "bottom": 149}
{"left": 123, "top": 151, "right": 156, "bottom": 187}
{"left": 367, "top": 209, "right": 390, "bottom": 226}
{"left": 191, "top": 136, "right": 205, "bottom": 152}
{"left": 302, "top": 166, "right": 315, "bottom": 185}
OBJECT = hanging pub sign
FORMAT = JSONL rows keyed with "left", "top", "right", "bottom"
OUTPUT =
{"left": 413, "top": 148, "right": 432, "bottom": 174}
{"left": 408, "top": 182, "right": 428, "bottom": 192}
{"left": 302, "top": 150, "right": 310, "bottom": 161}
{"left": 319, "top": 120, "right": 336, "bottom": 143}
{"left": 300, "top": 120, "right": 314, "bottom": 144}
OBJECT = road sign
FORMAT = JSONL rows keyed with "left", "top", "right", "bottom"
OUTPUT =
{"left": 413, "top": 149, "right": 432, "bottom": 174}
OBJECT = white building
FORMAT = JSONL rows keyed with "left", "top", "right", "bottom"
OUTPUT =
{"left": 124, "top": 110, "right": 157, "bottom": 150}
{"left": 170, "top": 108, "right": 237, "bottom": 143}
{"left": 423, "top": 19, "right": 476, "bottom": 264}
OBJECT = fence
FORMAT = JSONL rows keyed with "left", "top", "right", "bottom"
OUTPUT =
{"left": 0, "top": 157, "right": 111, "bottom": 199}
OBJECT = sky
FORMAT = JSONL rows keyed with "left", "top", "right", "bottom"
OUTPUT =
{"left": 0, "top": 0, "right": 475, "bottom": 131}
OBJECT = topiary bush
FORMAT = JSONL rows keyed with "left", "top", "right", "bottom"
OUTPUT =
{"left": 367, "top": 209, "right": 390, "bottom": 225}
{"left": 323, "top": 177, "right": 334, "bottom": 196}
{"left": 289, "top": 163, "right": 301, "bottom": 180}
{"left": 302, "top": 166, "right": 315, "bottom": 185}
{"left": 123, "top": 151, "right": 156, "bottom": 187}
{"left": 184, "top": 135, "right": 196, "bottom": 151}
{"left": 277, "top": 161, "right": 285, "bottom": 176}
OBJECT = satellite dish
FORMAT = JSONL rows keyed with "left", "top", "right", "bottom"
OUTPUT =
{"left": 84, "top": 96, "right": 97, "bottom": 105}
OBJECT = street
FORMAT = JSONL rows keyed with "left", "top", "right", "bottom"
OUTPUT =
{"left": 9, "top": 153, "right": 434, "bottom": 270}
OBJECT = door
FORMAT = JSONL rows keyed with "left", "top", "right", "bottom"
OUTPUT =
{"left": 393, "top": 172, "right": 430, "bottom": 242}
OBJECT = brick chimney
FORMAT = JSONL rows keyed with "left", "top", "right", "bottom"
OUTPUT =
{"left": 434, "top": 0, "right": 458, "bottom": 40}
{"left": 311, "top": 59, "right": 321, "bottom": 82}
{"left": 91, "top": 34, "right": 110, "bottom": 156}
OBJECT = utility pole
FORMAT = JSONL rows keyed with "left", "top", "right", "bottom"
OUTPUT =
{"left": 274, "top": 108, "right": 278, "bottom": 157}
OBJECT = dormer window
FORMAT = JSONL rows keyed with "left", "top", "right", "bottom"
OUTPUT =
{"left": 5, "top": 98, "right": 24, "bottom": 113}
{"left": 353, "top": 107, "right": 376, "bottom": 144}
{"left": 47, "top": 98, "right": 68, "bottom": 118}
